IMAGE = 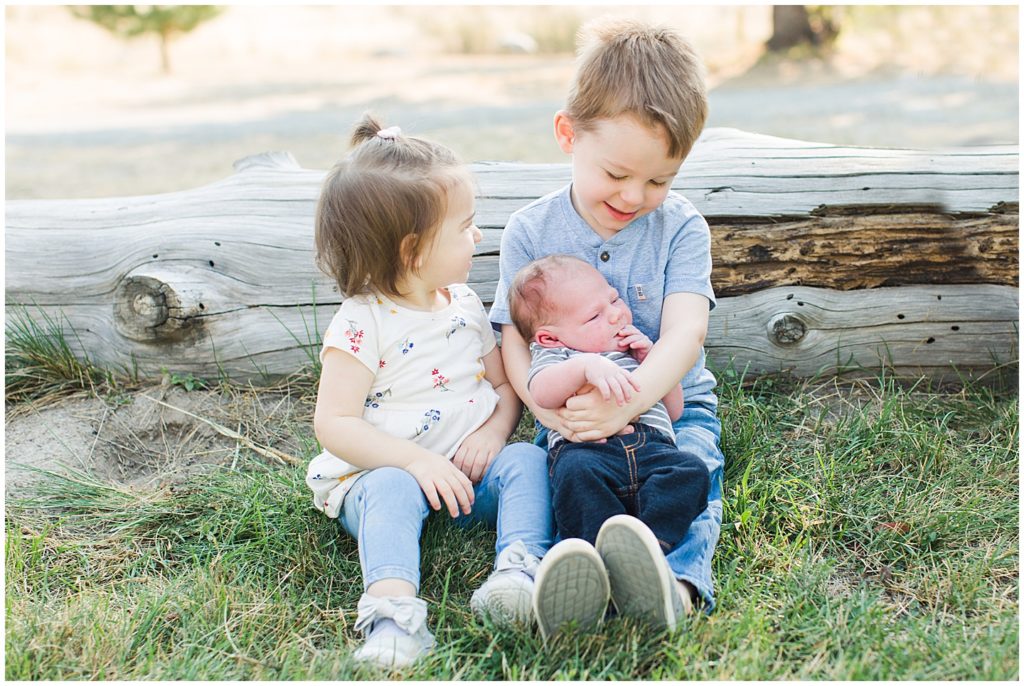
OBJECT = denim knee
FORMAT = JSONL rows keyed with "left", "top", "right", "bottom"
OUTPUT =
{"left": 490, "top": 441, "right": 548, "bottom": 478}
{"left": 356, "top": 466, "right": 423, "bottom": 502}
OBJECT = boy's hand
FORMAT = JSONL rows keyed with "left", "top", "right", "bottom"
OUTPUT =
{"left": 559, "top": 387, "right": 639, "bottom": 442}
{"left": 582, "top": 354, "right": 641, "bottom": 406}
{"left": 404, "top": 453, "right": 475, "bottom": 518}
{"left": 453, "top": 426, "right": 505, "bottom": 483}
{"left": 616, "top": 325, "right": 653, "bottom": 363}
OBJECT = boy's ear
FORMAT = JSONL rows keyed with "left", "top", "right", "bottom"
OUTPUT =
{"left": 553, "top": 111, "right": 576, "bottom": 154}
{"left": 533, "top": 329, "right": 563, "bottom": 348}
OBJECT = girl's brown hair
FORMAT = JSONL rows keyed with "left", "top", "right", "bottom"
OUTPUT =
{"left": 315, "top": 114, "right": 466, "bottom": 297}
{"left": 567, "top": 17, "right": 708, "bottom": 160}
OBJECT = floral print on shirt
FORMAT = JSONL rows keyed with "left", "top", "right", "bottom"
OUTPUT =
{"left": 344, "top": 320, "right": 364, "bottom": 354}
{"left": 414, "top": 409, "right": 443, "bottom": 436}
{"left": 432, "top": 368, "right": 452, "bottom": 392}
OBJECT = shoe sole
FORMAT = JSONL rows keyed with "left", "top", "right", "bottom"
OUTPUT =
{"left": 595, "top": 514, "right": 679, "bottom": 631}
{"left": 532, "top": 539, "right": 609, "bottom": 640}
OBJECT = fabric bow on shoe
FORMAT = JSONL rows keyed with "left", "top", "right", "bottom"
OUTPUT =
{"left": 355, "top": 595, "right": 427, "bottom": 636}
{"left": 495, "top": 539, "right": 540, "bottom": 577}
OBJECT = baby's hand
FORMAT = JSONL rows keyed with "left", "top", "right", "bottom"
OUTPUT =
{"left": 582, "top": 354, "right": 641, "bottom": 406}
{"left": 453, "top": 426, "right": 504, "bottom": 484}
{"left": 616, "top": 325, "right": 653, "bottom": 363}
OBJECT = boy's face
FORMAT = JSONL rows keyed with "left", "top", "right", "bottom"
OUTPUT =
{"left": 534, "top": 265, "right": 632, "bottom": 353}
{"left": 556, "top": 113, "right": 683, "bottom": 241}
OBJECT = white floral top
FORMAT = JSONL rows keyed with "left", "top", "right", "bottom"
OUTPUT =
{"left": 306, "top": 284, "right": 499, "bottom": 518}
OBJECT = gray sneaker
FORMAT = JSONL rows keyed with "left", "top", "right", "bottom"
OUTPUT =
{"left": 352, "top": 594, "right": 435, "bottom": 669}
{"left": 595, "top": 515, "right": 691, "bottom": 632}
{"left": 470, "top": 540, "right": 540, "bottom": 626}
{"left": 532, "top": 538, "right": 610, "bottom": 641}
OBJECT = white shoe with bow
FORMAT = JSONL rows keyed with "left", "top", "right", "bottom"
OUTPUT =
{"left": 352, "top": 594, "right": 434, "bottom": 669}
{"left": 470, "top": 539, "right": 541, "bottom": 627}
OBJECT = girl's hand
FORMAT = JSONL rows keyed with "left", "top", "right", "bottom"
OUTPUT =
{"left": 582, "top": 354, "right": 641, "bottom": 406}
{"left": 404, "top": 453, "right": 475, "bottom": 518}
{"left": 616, "top": 325, "right": 653, "bottom": 363}
{"left": 453, "top": 426, "right": 505, "bottom": 483}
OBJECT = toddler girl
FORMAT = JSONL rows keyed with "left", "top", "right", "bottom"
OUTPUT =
{"left": 306, "top": 116, "right": 552, "bottom": 668}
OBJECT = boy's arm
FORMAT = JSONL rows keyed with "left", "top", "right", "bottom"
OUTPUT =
{"left": 314, "top": 348, "right": 474, "bottom": 517}
{"left": 499, "top": 324, "right": 577, "bottom": 437}
{"left": 561, "top": 292, "right": 709, "bottom": 441}
{"left": 663, "top": 384, "right": 684, "bottom": 422}
{"left": 451, "top": 345, "right": 522, "bottom": 483}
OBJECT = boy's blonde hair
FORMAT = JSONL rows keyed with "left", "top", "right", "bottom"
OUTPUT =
{"left": 567, "top": 17, "right": 708, "bottom": 160}
{"left": 315, "top": 114, "right": 466, "bottom": 298}
{"left": 508, "top": 254, "right": 590, "bottom": 342}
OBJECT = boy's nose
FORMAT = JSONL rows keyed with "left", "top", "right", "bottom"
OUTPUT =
{"left": 472, "top": 225, "right": 483, "bottom": 242}
{"left": 620, "top": 185, "right": 644, "bottom": 207}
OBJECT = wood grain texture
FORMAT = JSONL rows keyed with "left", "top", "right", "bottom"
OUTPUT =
{"left": 5, "top": 129, "right": 1018, "bottom": 381}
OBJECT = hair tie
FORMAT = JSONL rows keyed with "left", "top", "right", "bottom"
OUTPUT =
{"left": 377, "top": 126, "right": 402, "bottom": 140}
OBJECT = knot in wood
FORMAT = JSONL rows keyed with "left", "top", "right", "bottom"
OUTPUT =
{"left": 113, "top": 270, "right": 203, "bottom": 343}
{"left": 767, "top": 312, "right": 807, "bottom": 346}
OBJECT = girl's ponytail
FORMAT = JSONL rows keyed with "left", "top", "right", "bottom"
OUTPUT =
{"left": 350, "top": 113, "right": 385, "bottom": 147}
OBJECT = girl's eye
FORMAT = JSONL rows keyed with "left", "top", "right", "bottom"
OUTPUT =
{"left": 649, "top": 180, "right": 668, "bottom": 187}
{"left": 606, "top": 171, "right": 626, "bottom": 181}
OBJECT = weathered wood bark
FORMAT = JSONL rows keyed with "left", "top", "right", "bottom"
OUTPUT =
{"left": 5, "top": 130, "right": 1018, "bottom": 383}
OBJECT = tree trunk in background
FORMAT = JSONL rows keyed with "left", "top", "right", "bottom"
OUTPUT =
{"left": 767, "top": 6, "right": 816, "bottom": 50}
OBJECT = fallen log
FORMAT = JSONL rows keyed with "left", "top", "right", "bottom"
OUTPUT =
{"left": 5, "top": 129, "right": 1018, "bottom": 383}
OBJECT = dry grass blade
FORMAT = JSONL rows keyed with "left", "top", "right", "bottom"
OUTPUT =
{"left": 140, "top": 394, "right": 302, "bottom": 466}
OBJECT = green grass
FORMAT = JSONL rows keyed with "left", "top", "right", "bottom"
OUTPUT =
{"left": 4, "top": 306, "right": 122, "bottom": 404}
{"left": 5, "top": 374, "right": 1018, "bottom": 680}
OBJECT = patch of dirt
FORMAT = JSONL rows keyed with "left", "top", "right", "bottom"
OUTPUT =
{"left": 5, "top": 384, "right": 315, "bottom": 500}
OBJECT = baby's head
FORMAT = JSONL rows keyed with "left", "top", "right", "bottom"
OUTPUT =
{"left": 509, "top": 255, "right": 632, "bottom": 354}
{"left": 566, "top": 17, "right": 707, "bottom": 160}
{"left": 315, "top": 114, "right": 475, "bottom": 297}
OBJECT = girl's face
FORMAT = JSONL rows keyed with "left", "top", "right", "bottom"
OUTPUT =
{"left": 415, "top": 178, "right": 482, "bottom": 289}
{"left": 556, "top": 113, "right": 683, "bottom": 241}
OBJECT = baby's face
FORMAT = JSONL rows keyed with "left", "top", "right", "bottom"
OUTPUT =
{"left": 540, "top": 266, "right": 632, "bottom": 353}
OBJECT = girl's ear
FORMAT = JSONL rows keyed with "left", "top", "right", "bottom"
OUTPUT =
{"left": 534, "top": 329, "right": 563, "bottom": 348}
{"left": 399, "top": 234, "right": 422, "bottom": 271}
{"left": 553, "top": 111, "right": 576, "bottom": 154}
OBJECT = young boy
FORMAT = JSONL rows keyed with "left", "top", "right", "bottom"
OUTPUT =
{"left": 509, "top": 253, "right": 710, "bottom": 559}
{"left": 488, "top": 18, "right": 724, "bottom": 638}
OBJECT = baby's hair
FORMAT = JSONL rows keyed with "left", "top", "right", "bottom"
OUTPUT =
{"left": 315, "top": 113, "right": 467, "bottom": 297}
{"left": 508, "top": 254, "right": 591, "bottom": 342}
{"left": 567, "top": 17, "right": 707, "bottom": 160}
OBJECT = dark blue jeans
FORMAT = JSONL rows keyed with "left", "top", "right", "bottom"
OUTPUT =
{"left": 547, "top": 423, "right": 710, "bottom": 553}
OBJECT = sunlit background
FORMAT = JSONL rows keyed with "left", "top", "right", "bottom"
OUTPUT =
{"left": 5, "top": 4, "right": 1018, "bottom": 200}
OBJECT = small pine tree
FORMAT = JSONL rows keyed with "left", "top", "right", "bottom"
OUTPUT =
{"left": 70, "top": 5, "right": 221, "bottom": 73}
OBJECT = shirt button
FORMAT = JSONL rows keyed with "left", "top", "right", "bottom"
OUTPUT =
{"left": 600, "top": 251, "right": 610, "bottom": 262}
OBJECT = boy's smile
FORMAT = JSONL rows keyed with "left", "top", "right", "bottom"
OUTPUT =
{"left": 555, "top": 113, "right": 684, "bottom": 241}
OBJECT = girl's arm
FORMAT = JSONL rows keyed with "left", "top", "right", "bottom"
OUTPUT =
{"left": 451, "top": 345, "right": 522, "bottom": 482}
{"left": 314, "top": 347, "right": 475, "bottom": 517}
{"left": 559, "top": 292, "right": 709, "bottom": 441}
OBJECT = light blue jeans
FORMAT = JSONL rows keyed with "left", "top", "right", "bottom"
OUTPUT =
{"left": 668, "top": 402, "right": 724, "bottom": 613}
{"left": 536, "top": 401, "right": 725, "bottom": 612}
{"left": 338, "top": 442, "right": 553, "bottom": 592}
